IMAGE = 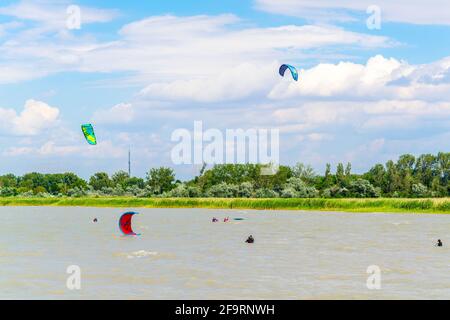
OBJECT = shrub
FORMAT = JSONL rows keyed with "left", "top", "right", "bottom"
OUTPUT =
{"left": 67, "top": 187, "right": 87, "bottom": 197}
{"left": 412, "top": 183, "right": 428, "bottom": 198}
{"left": 0, "top": 187, "right": 17, "bottom": 197}
{"left": 281, "top": 187, "right": 298, "bottom": 198}
{"left": 282, "top": 177, "right": 318, "bottom": 198}
{"left": 166, "top": 184, "right": 189, "bottom": 198}
{"left": 254, "top": 188, "right": 279, "bottom": 198}
{"left": 187, "top": 185, "right": 201, "bottom": 198}
{"left": 207, "top": 182, "right": 237, "bottom": 198}
{"left": 237, "top": 182, "right": 254, "bottom": 198}
{"left": 348, "top": 179, "right": 380, "bottom": 198}
{"left": 322, "top": 185, "right": 349, "bottom": 198}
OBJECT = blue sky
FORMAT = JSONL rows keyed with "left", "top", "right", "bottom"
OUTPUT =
{"left": 0, "top": 0, "right": 450, "bottom": 179}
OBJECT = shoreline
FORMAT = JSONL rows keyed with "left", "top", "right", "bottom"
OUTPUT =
{"left": 0, "top": 197, "right": 449, "bottom": 214}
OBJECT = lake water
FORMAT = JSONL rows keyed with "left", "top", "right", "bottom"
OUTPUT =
{"left": 0, "top": 207, "right": 449, "bottom": 300}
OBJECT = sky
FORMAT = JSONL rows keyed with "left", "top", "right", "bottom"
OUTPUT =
{"left": 0, "top": 0, "right": 449, "bottom": 180}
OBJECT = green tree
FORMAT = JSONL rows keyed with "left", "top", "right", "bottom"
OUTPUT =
{"left": 124, "top": 177, "right": 145, "bottom": 189}
{"left": 112, "top": 171, "right": 130, "bottom": 188}
{"left": 146, "top": 167, "right": 176, "bottom": 194}
{"left": 322, "top": 163, "right": 334, "bottom": 188}
{"left": 336, "top": 163, "right": 346, "bottom": 187}
{"left": 292, "top": 163, "right": 316, "bottom": 184}
{"left": 0, "top": 174, "right": 18, "bottom": 188}
{"left": 345, "top": 163, "right": 352, "bottom": 177}
{"left": 365, "top": 163, "right": 386, "bottom": 192}
{"left": 89, "top": 172, "right": 113, "bottom": 190}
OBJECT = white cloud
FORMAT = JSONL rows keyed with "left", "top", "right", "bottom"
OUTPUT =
{"left": 0, "top": 13, "right": 392, "bottom": 85}
{"left": 38, "top": 141, "right": 80, "bottom": 156}
{"left": 254, "top": 0, "right": 450, "bottom": 25}
{"left": 269, "top": 55, "right": 415, "bottom": 100}
{"left": 0, "top": 0, "right": 118, "bottom": 27}
{"left": 0, "top": 64, "right": 48, "bottom": 84}
{"left": 0, "top": 99, "right": 60, "bottom": 135}
{"left": 140, "top": 62, "right": 278, "bottom": 103}
{"left": 267, "top": 55, "right": 450, "bottom": 103}
{"left": 92, "top": 103, "right": 134, "bottom": 124}
{"left": 3, "top": 140, "right": 126, "bottom": 159}
{"left": 119, "top": 14, "right": 239, "bottom": 40}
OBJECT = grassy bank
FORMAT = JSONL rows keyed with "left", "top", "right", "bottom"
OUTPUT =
{"left": 0, "top": 197, "right": 449, "bottom": 213}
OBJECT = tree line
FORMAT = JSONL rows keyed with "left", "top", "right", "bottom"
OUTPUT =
{"left": 0, "top": 152, "right": 448, "bottom": 198}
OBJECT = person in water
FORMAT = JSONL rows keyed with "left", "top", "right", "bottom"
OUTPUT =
{"left": 93, "top": 218, "right": 98, "bottom": 223}
{"left": 245, "top": 235, "right": 254, "bottom": 243}
{"left": 212, "top": 217, "right": 219, "bottom": 223}
{"left": 437, "top": 239, "right": 443, "bottom": 247}
{"left": 224, "top": 217, "right": 229, "bottom": 223}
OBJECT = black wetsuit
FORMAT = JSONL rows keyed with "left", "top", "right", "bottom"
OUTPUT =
{"left": 246, "top": 236, "right": 254, "bottom": 243}
{"left": 437, "top": 240, "right": 443, "bottom": 247}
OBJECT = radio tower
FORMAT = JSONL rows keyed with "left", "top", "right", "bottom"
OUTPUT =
{"left": 128, "top": 146, "right": 131, "bottom": 177}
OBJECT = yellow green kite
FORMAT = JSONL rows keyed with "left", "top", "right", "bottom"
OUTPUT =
{"left": 81, "top": 124, "right": 97, "bottom": 145}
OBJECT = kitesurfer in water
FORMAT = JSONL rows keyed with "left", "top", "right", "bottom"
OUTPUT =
{"left": 245, "top": 235, "right": 254, "bottom": 244}
{"left": 212, "top": 217, "right": 218, "bottom": 223}
{"left": 437, "top": 239, "right": 443, "bottom": 247}
{"left": 93, "top": 218, "right": 98, "bottom": 223}
{"left": 224, "top": 217, "right": 229, "bottom": 223}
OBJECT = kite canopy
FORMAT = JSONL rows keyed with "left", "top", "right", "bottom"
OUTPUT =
{"left": 279, "top": 64, "right": 299, "bottom": 81}
{"left": 81, "top": 124, "right": 97, "bottom": 145}
{"left": 119, "top": 212, "right": 139, "bottom": 236}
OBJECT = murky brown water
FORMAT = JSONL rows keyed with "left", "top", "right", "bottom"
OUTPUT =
{"left": 0, "top": 207, "right": 448, "bottom": 299}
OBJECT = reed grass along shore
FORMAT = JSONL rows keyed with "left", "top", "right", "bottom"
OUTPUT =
{"left": 0, "top": 197, "right": 449, "bottom": 213}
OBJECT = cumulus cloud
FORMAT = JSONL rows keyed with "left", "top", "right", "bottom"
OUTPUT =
{"left": 0, "top": 12, "right": 392, "bottom": 85}
{"left": 92, "top": 103, "right": 134, "bottom": 124}
{"left": 269, "top": 55, "right": 414, "bottom": 99}
{"left": 140, "top": 62, "right": 279, "bottom": 103}
{"left": 254, "top": 0, "right": 450, "bottom": 25}
{"left": 271, "top": 100, "right": 450, "bottom": 133}
{"left": 268, "top": 55, "right": 450, "bottom": 102}
{"left": 0, "top": 99, "right": 60, "bottom": 135}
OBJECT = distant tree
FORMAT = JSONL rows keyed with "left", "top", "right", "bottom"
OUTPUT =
{"left": 365, "top": 163, "right": 386, "bottom": 192}
{"left": 322, "top": 163, "right": 334, "bottom": 188}
{"left": 33, "top": 186, "right": 47, "bottom": 195}
{"left": 415, "top": 154, "right": 438, "bottom": 187}
{"left": 112, "top": 171, "right": 130, "bottom": 188}
{"left": 0, "top": 174, "right": 18, "bottom": 188}
{"left": 89, "top": 172, "right": 113, "bottom": 191}
{"left": 20, "top": 173, "right": 45, "bottom": 191}
{"left": 146, "top": 167, "right": 176, "bottom": 195}
{"left": 255, "top": 165, "right": 292, "bottom": 192}
{"left": 292, "top": 163, "right": 316, "bottom": 184}
{"left": 336, "top": 163, "right": 346, "bottom": 187}
{"left": 345, "top": 163, "right": 352, "bottom": 177}
{"left": 386, "top": 160, "right": 402, "bottom": 194}
{"left": 124, "top": 177, "right": 145, "bottom": 189}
